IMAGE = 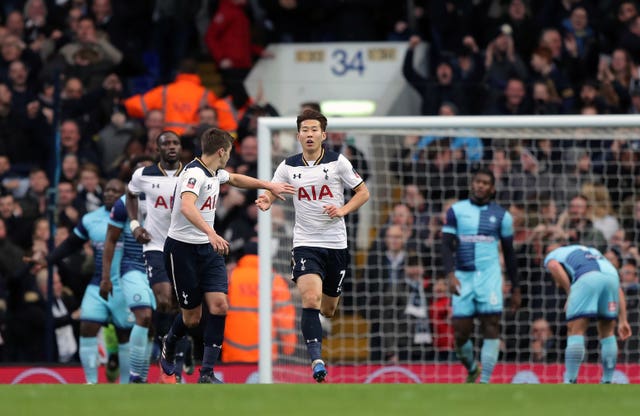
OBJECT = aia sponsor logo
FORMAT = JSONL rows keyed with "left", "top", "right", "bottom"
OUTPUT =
{"left": 297, "top": 185, "right": 333, "bottom": 200}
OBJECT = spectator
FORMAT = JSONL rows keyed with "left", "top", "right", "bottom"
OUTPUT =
{"left": 49, "top": 224, "right": 93, "bottom": 304}
{"left": 59, "top": 119, "right": 100, "bottom": 168}
{"left": 580, "top": 182, "right": 620, "bottom": 240}
{"left": 34, "top": 267, "right": 80, "bottom": 363}
{"left": 205, "top": 0, "right": 269, "bottom": 109}
{"left": 0, "top": 155, "right": 29, "bottom": 198}
{"left": 74, "top": 163, "right": 103, "bottom": 214}
{"left": 574, "top": 78, "right": 609, "bottom": 114}
{"left": 553, "top": 147, "right": 598, "bottom": 209}
{"left": 403, "top": 36, "right": 468, "bottom": 115}
{"left": 630, "top": 84, "right": 640, "bottom": 114}
{"left": 429, "top": 277, "right": 454, "bottom": 361}
{"left": 0, "top": 192, "right": 32, "bottom": 250}
{"left": 450, "top": 37, "right": 486, "bottom": 115}
{"left": 60, "top": 153, "right": 80, "bottom": 184}
{"left": 499, "top": 0, "right": 538, "bottom": 61}
{"left": 484, "top": 24, "right": 529, "bottom": 101}
{"left": 532, "top": 80, "right": 561, "bottom": 115}
{"left": 0, "top": 217, "right": 25, "bottom": 290}
{"left": 619, "top": 256, "right": 640, "bottom": 362}
{"left": 597, "top": 48, "right": 636, "bottom": 113}
{"left": 364, "top": 224, "right": 408, "bottom": 361}
{"left": 529, "top": 46, "right": 574, "bottom": 113}
{"left": 17, "top": 167, "right": 49, "bottom": 221}
{"left": 30, "top": 216, "right": 49, "bottom": 254}
{"left": 55, "top": 181, "right": 82, "bottom": 229}
{"left": 487, "top": 77, "right": 532, "bottom": 115}
{"left": 0, "top": 82, "right": 50, "bottom": 172}
{"left": 557, "top": 194, "right": 607, "bottom": 252}
{"left": 504, "top": 147, "right": 553, "bottom": 204}
{"left": 528, "top": 317, "right": 558, "bottom": 362}
{"left": 620, "top": 15, "right": 640, "bottom": 64}
{"left": 380, "top": 253, "right": 432, "bottom": 362}
{"left": 561, "top": 5, "right": 598, "bottom": 80}
{"left": 58, "top": 16, "right": 122, "bottom": 68}
{"left": 123, "top": 58, "right": 237, "bottom": 135}
{"left": 603, "top": 1, "right": 638, "bottom": 50}
{"left": 416, "top": 102, "right": 484, "bottom": 163}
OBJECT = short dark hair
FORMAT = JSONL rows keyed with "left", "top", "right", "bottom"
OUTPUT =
{"left": 156, "top": 130, "right": 180, "bottom": 146}
{"left": 473, "top": 166, "right": 496, "bottom": 186}
{"left": 300, "top": 101, "right": 322, "bottom": 112}
{"left": 178, "top": 58, "right": 198, "bottom": 74}
{"left": 200, "top": 127, "right": 234, "bottom": 156}
{"left": 296, "top": 109, "right": 327, "bottom": 132}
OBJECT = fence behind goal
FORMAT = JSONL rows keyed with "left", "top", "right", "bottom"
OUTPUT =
{"left": 256, "top": 115, "right": 640, "bottom": 384}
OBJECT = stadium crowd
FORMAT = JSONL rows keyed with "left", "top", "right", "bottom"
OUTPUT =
{"left": 0, "top": 0, "right": 639, "bottom": 373}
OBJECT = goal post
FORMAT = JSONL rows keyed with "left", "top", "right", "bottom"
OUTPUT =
{"left": 256, "top": 114, "right": 640, "bottom": 384}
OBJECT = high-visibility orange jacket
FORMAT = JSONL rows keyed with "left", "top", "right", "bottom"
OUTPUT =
{"left": 123, "top": 73, "right": 238, "bottom": 135}
{"left": 222, "top": 254, "right": 296, "bottom": 363}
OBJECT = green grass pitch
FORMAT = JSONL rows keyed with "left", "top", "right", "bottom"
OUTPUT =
{"left": 1, "top": 384, "right": 638, "bottom": 416}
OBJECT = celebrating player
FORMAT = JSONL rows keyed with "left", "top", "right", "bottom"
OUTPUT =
{"left": 256, "top": 109, "right": 370, "bottom": 382}
{"left": 160, "top": 127, "right": 295, "bottom": 383}
{"left": 126, "top": 131, "right": 193, "bottom": 382}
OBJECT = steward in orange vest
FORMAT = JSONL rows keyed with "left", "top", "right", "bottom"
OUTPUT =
{"left": 123, "top": 60, "right": 237, "bottom": 136}
{"left": 222, "top": 246, "right": 296, "bottom": 363}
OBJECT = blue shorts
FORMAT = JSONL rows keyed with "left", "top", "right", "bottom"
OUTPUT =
{"left": 451, "top": 267, "right": 503, "bottom": 318}
{"left": 80, "top": 284, "right": 134, "bottom": 329}
{"left": 566, "top": 271, "right": 619, "bottom": 321}
{"left": 291, "top": 246, "right": 349, "bottom": 297}
{"left": 121, "top": 269, "right": 156, "bottom": 311}
{"left": 164, "top": 236, "right": 228, "bottom": 310}
{"left": 144, "top": 250, "right": 170, "bottom": 286}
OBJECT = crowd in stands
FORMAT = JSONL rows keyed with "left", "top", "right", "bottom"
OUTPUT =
{"left": 0, "top": 0, "right": 640, "bottom": 367}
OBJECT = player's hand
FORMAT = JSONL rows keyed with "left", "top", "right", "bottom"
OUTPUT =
{"left": 255, "top": 193, "right": 273, "bottom": 211}
{"left": 322, "top": 204, "right": 345, "bottom": 218}
{"left": 99, "top": 278, "right": 112, "bottom": 301}
{"left": 447, "top": 272, "right": 461, "bottom": 296}
{"left": 510, "top": 287, "right": 522, "bottom": 312}
{"left": 208, "top": 232, "right": 230, "bottom": 256}
{"left": 268, "top": 182, "right": 296, "bottom": 201}
{"left": 618, "top": 320, "right": 632, "bottom": 341}
{"left": 132, "top": 226, "right": 152, "bottom": 244}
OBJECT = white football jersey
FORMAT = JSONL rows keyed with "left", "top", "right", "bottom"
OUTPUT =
{"left": 168, "top": 158, "right": 229, "bottom": 244}
{"left": 272, "top": 149, "right": 364, "bottom": 249}
{"left": 128, "top": 163, "right": 182, "bottom": 252}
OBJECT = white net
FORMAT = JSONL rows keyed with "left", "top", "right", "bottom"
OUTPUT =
{"left": 257, "top": 115, "right": 640, "bottom": 384}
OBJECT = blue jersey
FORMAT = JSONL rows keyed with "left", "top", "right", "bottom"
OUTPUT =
{"left": 74, "top": 206, "right": 123, "bottom": 286}
{"left": 544, "top": 245, "right": 618, "bottom": 284}
{"left": 109, "top": 195, "right": 145, "bottom": 274}
{"left": 442, "top": 200, "right": 513, "bottom": 271}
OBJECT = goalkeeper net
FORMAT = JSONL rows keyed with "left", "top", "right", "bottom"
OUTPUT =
{"left": 256, "top": 114, "right": 640, "bottom": 384}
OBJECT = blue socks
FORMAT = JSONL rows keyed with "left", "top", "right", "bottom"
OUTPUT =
{"left": 600, "top": 335, "right": 617, "bottom": 383}
{"left": 301, "top": 308, "right": 323, "bottom": 362}
{"left": 565, "top": 335, "right": 585, "bottom": 383}
{"left": 129, "top": 324, "right": 150, "bottom": 380}
{"left": 480, "top": 339, "right": 500, "bottom": 383}
{"left": 456, "top": 339, "right": 476, "bottom": 373}
{"left": 79, "top": 336, "right": 98, "bottom": 384}
{"left": 117, "top": 342, "right": 130, "bottom": 384}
